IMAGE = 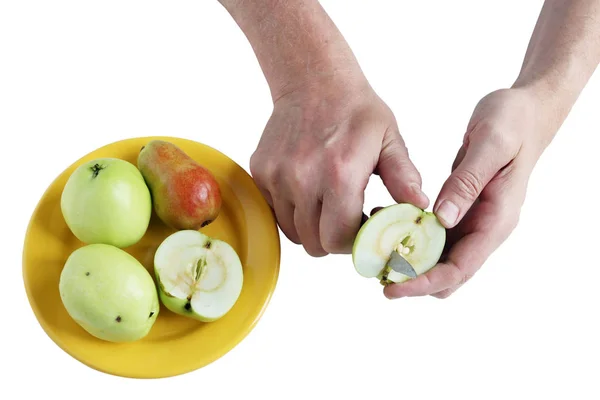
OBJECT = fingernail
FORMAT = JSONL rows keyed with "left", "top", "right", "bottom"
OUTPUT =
{"left": 436, "top": 200, "right": 459, "bottom": 227}
{"left": 410, "top": 183, "right": 430, "bottom": 205}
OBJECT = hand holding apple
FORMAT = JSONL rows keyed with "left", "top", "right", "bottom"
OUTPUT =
{"left": 250, "top": 77, "right": 430, "bottom": 258}
{"left": 219, "top": 0, "right": 428, "bottom": 257}
{"left": 353, "top": 203, "right": 446, "bottom": 286}
{"left": 383, "top": 88, "right": 556, "bottom": 299}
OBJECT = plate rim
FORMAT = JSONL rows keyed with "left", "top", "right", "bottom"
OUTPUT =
{"left": 21, "top": 135, "right": 281, "bottom": 379}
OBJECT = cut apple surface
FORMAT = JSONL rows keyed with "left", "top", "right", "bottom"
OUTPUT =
{"left": 352, "top": 203, "right": 446, "bottom": 284}
{"left": 154, "top": 230, "right": 243, "bottom": 322}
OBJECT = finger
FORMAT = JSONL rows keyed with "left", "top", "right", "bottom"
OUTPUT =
{"left": 432, "top": 160, "right": 529, "bottom": 298}
{"left": 272, "top": 197, "right": 301, "bottom": 244}
{"left": 434, "top": 135, "right": 514, "bottom": 229}
{"left": 258, "top": 187, "right": 274, "bottom": 208}
{"left": 383, "top": 231, "right": 492, "bottom": 299}
{"left": 319, "top": 187, "right": 364, "bottom": 254}
{"left": 377, "top": 130, "right": 430, "bottom": 209}
{"left": 451, "top": 145, "right": 467, "bottom": 172}
{"left": 294, "top": 200, "right": 328, "bottom": 257}
{"left": 431, "top": 284, "right": 463, "bottom": 299}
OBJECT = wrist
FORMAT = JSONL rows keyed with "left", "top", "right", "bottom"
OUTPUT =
{"left": 272, "top": 64, "right": 372, "bottom": 107}
{"left": 220, "top": 0, "right": 366, "bottom": 103}
{"left": 507, "top": 83, "right": 568, "bottom": 152}
{"left": 512, "top": 69, "right": 581, "bottom": 119}
{"left": 268, "top": 43, "right": 366, "bottom": 103}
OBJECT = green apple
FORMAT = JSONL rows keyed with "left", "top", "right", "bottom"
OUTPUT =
{"left": 61, "top": 157, "right": 152, "bottom": 248}
{"left": 154, "top": 230, "right": 244, "bottom": 322}
{"left": 352, "top": 203, "right": 446, "bottom": 285}
{"left": 59, "top": 243, "right": 160, "bottom": 342}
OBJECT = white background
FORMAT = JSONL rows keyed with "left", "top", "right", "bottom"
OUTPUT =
{"left": 2, "top": 1, "right": 599, "bottom": 399}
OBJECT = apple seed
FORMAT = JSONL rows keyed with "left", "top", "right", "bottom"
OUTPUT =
{"left": 153, "top": 230, "right": 244, "bottom": 322}
{"left": 353, "top": 203, "right": 446, "bottom": 285}
{"left": 195, "top": 258, "right": 207, "bottom": 281}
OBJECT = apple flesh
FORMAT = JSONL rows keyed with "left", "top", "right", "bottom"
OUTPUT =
{"left": 61, "top": 157, "right": 152, "bottom": 248}
{"left": 352, "top": 203, "right": 446, "bottom": 285}
{"left": 154, "top": 230, "right": 243, "bottom": 322}
{"left": 59, "top": 244, "right": 160, "bottom": 342}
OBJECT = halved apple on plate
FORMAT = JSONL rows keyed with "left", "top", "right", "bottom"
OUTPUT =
{"left": 154, "top": 230, "right": 244, "bottom": 322}
{"left": 352, "top": 203, "right": 446, "bottom": 285}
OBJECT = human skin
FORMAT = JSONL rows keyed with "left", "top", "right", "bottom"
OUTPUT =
{"left": 218, "top": 0, "right": 429, "bottom": 256}
{"left": 384, "top": 0, "right": 600, "bottom": 299}
{"left": 218, "top": 0, "right": 600, "bottom": 298}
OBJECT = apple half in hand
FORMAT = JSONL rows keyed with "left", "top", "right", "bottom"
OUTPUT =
{"left": 154, "top": 230, "right": 243, "bottom": 322}
{"left": 352, "top": 203, "right": 446, "bottom": 285}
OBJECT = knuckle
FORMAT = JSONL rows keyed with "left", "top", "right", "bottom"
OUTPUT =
{"left": 321, "top": 237, "right": 346, "bottom": 254}
{"left": 321, "top": 216, "right": 360, "bottom": 255}
{"left": 284, "top": 233, "right": 302, "bottom": 245}
{"left": 379, "top": 138, "right": 408, "bottom": 169}
{"left": 476, "top": 121, "right": 520, "bottom": 158}
{"left": 327, "top": 157, "right": 354, "bottom": 189}
{"left": 250, "top": 152, "right": 279, "bottom": 183}
{"left": 459, "top": 272, "right": 474, "bottom": 286}
{"left": 486, "top": 126, "right": 506, "bottom": 147}
{"left": 304, "top": 245, "right": 328, "bottom": 258}
{"left": 432, "top": 290, "right": 453, "bottom": 299}
{"left": 488, "top": 129, "right": 516, "bottom": 157}
{"left": 451, "top": 170, "right": 484, "bottom": 201}
{"left": 249, "top": 152, "right": 263, "bottom": 177}
{"left": 286, "top": 160, "right": 311, "bottom": 192}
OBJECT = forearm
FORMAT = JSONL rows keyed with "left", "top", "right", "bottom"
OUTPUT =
{"left": 218, "top": 0, "right": 365, "bottom": 101}
{"left": 513, "top": 0, "right": 600, "bottom": 137}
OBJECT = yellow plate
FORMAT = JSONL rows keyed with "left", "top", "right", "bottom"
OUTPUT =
{"left": 22, "top": 136, "right": 281, "bottom": 379}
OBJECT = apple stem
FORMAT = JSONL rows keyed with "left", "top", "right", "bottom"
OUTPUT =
{"left": 90, "top": 163, "right": 105, "bottom": 178}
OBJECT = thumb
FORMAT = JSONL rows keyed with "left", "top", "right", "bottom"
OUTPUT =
{"left": 377, "top": 131, "right": 430, "bottom": 209}
{"left": 434, "top": 135, "right": 513, "bottom": 228}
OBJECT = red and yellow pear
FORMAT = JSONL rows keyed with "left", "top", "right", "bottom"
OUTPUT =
{"left": 137, "top": 140, "right": 222, "bottom": 230}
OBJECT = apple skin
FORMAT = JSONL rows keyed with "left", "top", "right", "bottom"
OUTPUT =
{"left": 153, "top": 230, "right": 244, "bottom": 323}
{"left": 61, "top": 157, "right": 152, "bottom": 248}
{"left": 352, "top": 203, "right": 446, "bottom": 284}
{"left": 155, "top": 289, "right": 220, "bottom": 323}
{"left": 59, "top": 244, "right": 160, "bottom": 342}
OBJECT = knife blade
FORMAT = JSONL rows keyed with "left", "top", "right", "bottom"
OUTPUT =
{"left": 387, "top": 250, "right": 417, "bottom": 279}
